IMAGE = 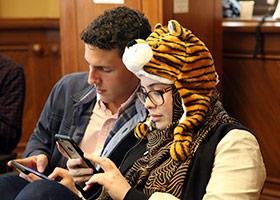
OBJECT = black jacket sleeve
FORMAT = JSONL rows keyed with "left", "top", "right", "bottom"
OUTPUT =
{"left": 123, "top": 188, "right": 149, "bottom": 200}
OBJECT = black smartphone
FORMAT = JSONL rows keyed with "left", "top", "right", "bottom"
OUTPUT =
{"left": 55, "top": 134, "right": 102, "bottom": 199}
{"left": 10, "top": 160, "right": 49, "bottom": 180}
{"left": 55, "top": 134, "right": 95, "bottom": 169}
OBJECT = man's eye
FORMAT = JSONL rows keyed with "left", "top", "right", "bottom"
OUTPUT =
{"left": 95, "top": 66, "right": 112, "bottom": 72}
{"left": 102, "top": 68, "right": 112, "bottom": 72}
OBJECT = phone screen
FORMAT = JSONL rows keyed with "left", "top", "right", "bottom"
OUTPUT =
{"left": 10, "top": 160, "right": 49, "bottom": 180}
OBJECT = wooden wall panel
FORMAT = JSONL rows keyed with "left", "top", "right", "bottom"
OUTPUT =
{"left": 59, "top": 0, "right": 222, "bottom": 79}
{"left": 0, "top": 19, "right": 61, "bottom": 155}
{"left": 60, "top": 0, "right": 142, "bottom": 74}
{"left": 59, "top": 0, "right": 79, "bottom": 74}
{"left": 223, "top": 19, "right": 280, "bottom": 199}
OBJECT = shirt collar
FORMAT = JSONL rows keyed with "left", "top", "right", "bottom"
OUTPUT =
{"left": 96, "top": 84, "right": 140, "bottom": 116}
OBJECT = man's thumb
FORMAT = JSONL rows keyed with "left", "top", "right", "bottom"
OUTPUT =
{"left": 36, "top": 155, "right": 48, "bottom": 173}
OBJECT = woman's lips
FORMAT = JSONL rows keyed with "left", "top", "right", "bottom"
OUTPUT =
{"left": 150, "top": 115, "right": 162, "bottom": 122}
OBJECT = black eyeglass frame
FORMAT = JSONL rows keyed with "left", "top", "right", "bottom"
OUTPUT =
{"left": 137, "top": 86, "right": 173, "bottom": 106}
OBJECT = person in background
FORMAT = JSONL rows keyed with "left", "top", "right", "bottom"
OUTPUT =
{"left": 223, "top": 0, "right": 240, "bottom": 18}
{"left": 0, "top": 6, "right": 151, "bottom": 200}
{"left": 23, "top": 19, "right": 266, "bottom": 200}
{"left": 0, "top": 54, "right": 25, "bottom": 155}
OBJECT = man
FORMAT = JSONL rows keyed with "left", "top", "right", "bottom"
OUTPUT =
{"left": 0, "top": 6, "right": 151, "bottom": 199}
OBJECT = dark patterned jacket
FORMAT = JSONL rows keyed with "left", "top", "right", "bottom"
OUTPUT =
{"left": 0, "top": 54, "right": 25, "bottom": 153}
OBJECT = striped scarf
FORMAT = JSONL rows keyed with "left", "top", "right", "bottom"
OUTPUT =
{"left": 124, "top": 98, "right": 236, "bottom": 198}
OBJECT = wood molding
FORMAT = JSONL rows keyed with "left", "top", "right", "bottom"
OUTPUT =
{"left": 223, "top": 53, "right": 280, "bottom": 59}
{"left": 0, "top": 18, "right": 59, "bottom": 30}
{"left": 0, "top": 45, "right": 29, "bottom": 51}
{"left": 262, "top": 177, "right": 280, "bottom": 199}
{"left": 223, "top": 18, "right": 280, "bottom": 33}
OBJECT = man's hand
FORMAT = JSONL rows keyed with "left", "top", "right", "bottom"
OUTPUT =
{"left": 49, "top": 167, "right": 79, "bottom": 195}
{"left": 8, "top": 154, "right": 48, "bottom": 182}
{"left": 57, "top": 142, "right": 94, "bottom": 184}
{"left": 66, "top": 158, "right": 94, "bottom": 183}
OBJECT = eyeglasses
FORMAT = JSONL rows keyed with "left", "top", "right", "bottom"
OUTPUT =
{"left": 137, "top": 86, "right": 173, "bottom": 106}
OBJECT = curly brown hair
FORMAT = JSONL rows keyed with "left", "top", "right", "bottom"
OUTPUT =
{"left": 80, "top": 6, "right": 151, "bottom": 56}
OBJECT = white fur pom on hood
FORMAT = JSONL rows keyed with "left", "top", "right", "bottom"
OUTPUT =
{"left": 122, "top": 39, "right": 173, "bottom": 84}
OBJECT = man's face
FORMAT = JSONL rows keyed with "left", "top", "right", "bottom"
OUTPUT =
{"left": 85, "top": 44, "right": 139, "bottom": 110}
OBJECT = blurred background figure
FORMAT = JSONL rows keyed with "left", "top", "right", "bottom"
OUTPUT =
{"left": 223, "top": 0, "right": 240, "bottom": 18}
{"left": 0, "top": 54, "right": 25, "bottom": 173}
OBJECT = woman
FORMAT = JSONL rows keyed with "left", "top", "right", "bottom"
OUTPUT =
{"left": 16, "top": 20, "right": 266, "bottom": 200}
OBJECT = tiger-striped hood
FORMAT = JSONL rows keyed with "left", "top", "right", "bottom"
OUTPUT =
{"left": 122, "top": 20, "right": 219, "bottom": 161}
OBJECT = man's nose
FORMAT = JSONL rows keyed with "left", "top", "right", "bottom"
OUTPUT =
{"left": 88, "top": 67, "right": 101, "bottom": 85}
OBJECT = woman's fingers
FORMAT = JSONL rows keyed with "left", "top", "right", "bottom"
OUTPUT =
{"left": 49, "top": 167, "right": 79, "bottom": 195}
{"left": 82, "top": 155, "right": 131, "bottom": 200}
{"left": 84, "top": 154, "right": 116, "bottom": 172}
{"left": 84, "top": 173, "right": 104, "bottom": 190}
{"left": 84, "top": 170, "right": 131, "bottom": 200}
{"left": 48, "top": 167, "right": 69, "bottom": 180}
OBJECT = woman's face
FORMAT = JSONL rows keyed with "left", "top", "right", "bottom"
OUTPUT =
{"left": 139, "top": 76, "right": 173, "bottom": 130}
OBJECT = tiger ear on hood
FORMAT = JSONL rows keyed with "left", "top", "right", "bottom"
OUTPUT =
{"left": 167, "top": 20, "right": 182, "bottom": 36}
{"left": 154, "top": 23, "right": 163, "bottom": 29}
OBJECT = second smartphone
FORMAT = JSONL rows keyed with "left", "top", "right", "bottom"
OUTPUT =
{"left": 55, "top": 134, "right": 102, "bottom": 199}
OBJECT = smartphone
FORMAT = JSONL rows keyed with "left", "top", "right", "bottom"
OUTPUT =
{"left": 55, "top": 134, "right": 102, "bottom": 199}
{"left": 10, "top": 160, "right": 49, "bottom": 180}
{"left": 55, "top": 134, "right": 95, "bottom": 170}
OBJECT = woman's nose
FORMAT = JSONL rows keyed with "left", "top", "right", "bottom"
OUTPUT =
{"left": 144, "top": 97, "right": 156, "bottom": 109}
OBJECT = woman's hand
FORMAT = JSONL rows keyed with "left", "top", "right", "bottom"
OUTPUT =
{"left": 49, "top": 167, "right": 79, "bottom": 195}
{"left": 84, "top": 154, "right": 131, "bottom": 200}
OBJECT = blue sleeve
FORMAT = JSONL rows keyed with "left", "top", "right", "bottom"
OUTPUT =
{"left": 23, "top": 76, "right": 67, "bottom": 160}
